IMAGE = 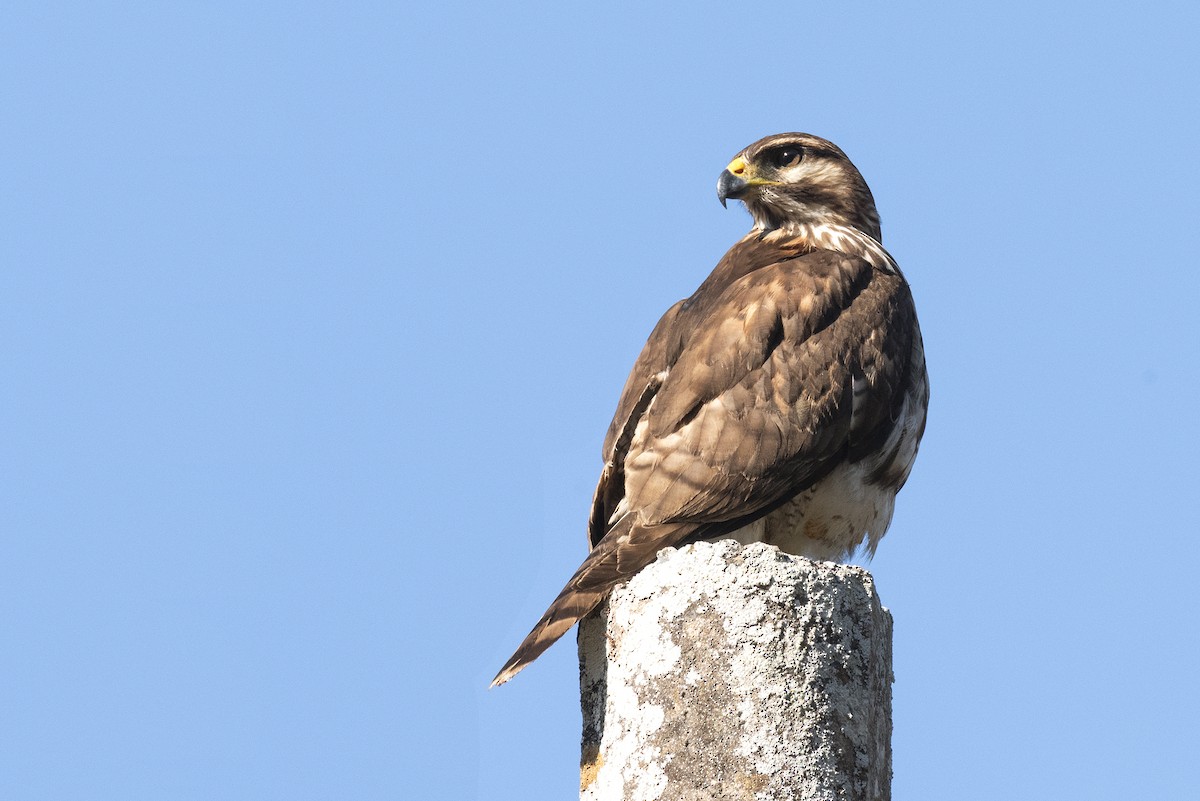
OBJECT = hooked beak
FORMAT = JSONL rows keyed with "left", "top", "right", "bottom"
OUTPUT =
{"left": 717, "top": 169, "right": 748, "bottom": 208}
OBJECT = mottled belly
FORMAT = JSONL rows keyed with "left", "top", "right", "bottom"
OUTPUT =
{"left": 724, "top": 460, "right": 896, "bottom": 562}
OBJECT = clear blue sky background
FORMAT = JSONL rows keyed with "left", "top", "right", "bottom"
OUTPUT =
{"left": 3, "top": 2, "right": 1198, "bottom": 799}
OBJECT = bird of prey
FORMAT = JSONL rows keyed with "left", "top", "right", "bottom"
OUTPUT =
{"left": 492, "top": 132, "right": 928, "bottom": 687}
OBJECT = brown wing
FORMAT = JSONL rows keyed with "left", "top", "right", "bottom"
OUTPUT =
{"left": 492, "top": 246, "right": 917, "bottom": 686}
{"left": 586, "top": 298, "right": 685, "bottom": 549}
{"left": 593, "top": 247, "right": 915, "bottom": 533}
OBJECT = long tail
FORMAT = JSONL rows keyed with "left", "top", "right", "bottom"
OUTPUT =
{"left": 490, "top": 519, "right": 687, "bottom": 687}
{"left": 489, "top": 577, "right": 610, "bottom": 688}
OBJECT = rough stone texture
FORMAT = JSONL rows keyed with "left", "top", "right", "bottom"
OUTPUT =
{"left": 578, "top": 539, "right": 892, "bottom": 801}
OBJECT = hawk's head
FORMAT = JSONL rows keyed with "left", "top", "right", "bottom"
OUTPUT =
{"left": 717, "top": 133, "right": 881, "bottom": 241}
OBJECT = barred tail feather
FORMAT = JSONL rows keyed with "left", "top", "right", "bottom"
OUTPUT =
{"left": 489, "top": 584, "right": 608, "bottom": 688}
{"left": 490, "top": 519, "right": 690, "bottom": 687}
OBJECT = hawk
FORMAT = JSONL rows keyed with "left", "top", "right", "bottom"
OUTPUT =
{"left": 492, "top": 133, "right": 928, "bottom": 687}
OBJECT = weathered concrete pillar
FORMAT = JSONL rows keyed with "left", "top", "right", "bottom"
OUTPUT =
{"left": 578, "top": 539, "right": 893, "bottom": 801}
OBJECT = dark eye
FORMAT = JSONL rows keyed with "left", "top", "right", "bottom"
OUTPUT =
{"left": 765, "top": 146, "right": 804, "bottom": 169}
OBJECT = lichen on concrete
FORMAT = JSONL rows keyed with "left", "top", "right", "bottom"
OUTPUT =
{"left": 578, "top": 539, "right": 893, "bottom": 801}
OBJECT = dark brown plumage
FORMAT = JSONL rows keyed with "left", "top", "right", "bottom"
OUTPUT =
{"left": 492, "top": 133, "right": 928, "bottom": 687}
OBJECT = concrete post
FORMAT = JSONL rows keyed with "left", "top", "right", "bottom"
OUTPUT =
{"left": 578, "top": 539, "right": 893, "bottom": 801}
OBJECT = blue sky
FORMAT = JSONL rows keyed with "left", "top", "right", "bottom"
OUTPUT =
{"left": 3, "top": 2, "right": 1198, "bottom": 799}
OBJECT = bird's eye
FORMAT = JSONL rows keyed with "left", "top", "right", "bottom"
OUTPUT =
{"left": 766, "top": 146, "right": 804, "bottom": 169}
